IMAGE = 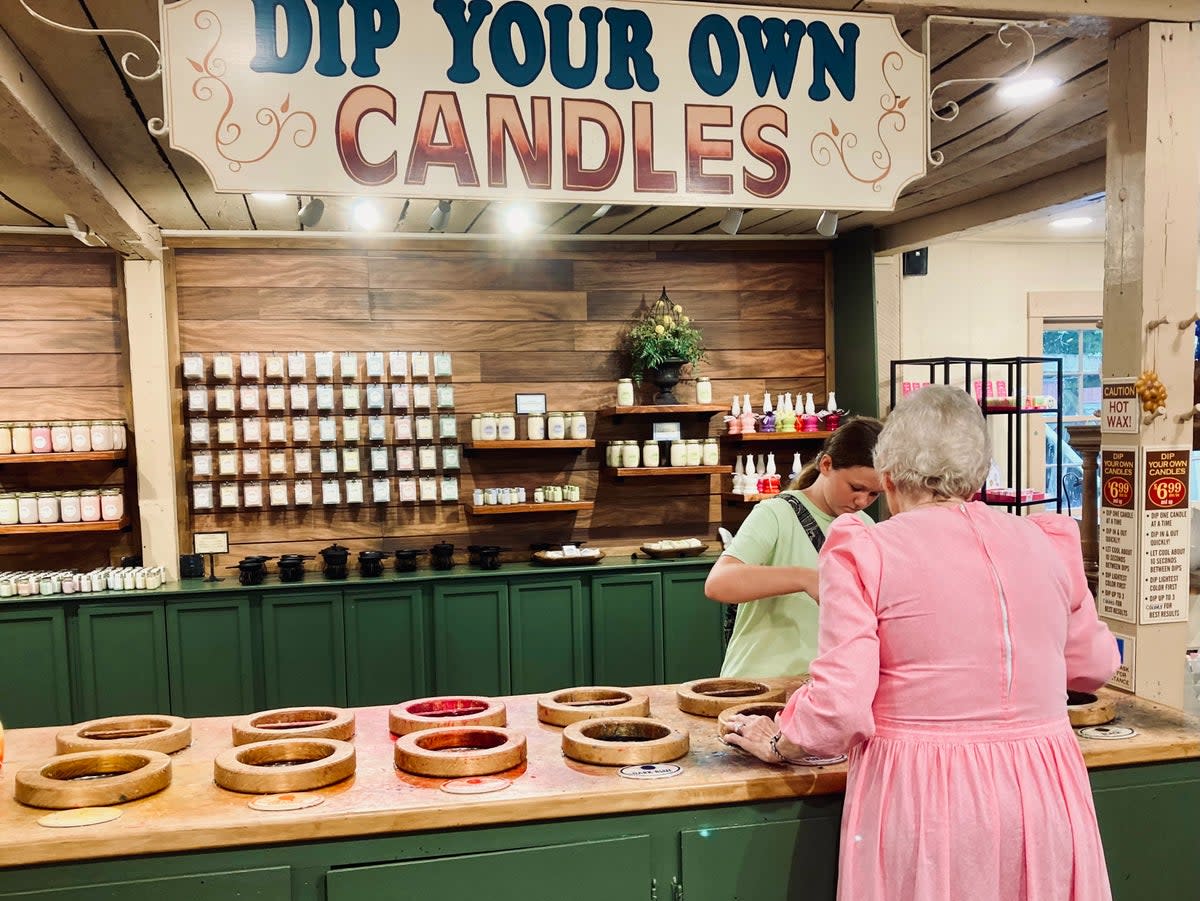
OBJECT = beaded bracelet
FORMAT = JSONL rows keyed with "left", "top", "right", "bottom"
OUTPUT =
{"left": 769, "top": 732, "right": 807, "bottom": 765}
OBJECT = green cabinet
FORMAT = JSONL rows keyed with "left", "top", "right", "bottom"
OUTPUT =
{"left": 509, "top": 578, "right": 588, "bottom": 694}
{"left": 166, "top": 595, "right": 256, "bottom": 717}
{"left": 662, "top": 568, "right": 724, "bottom": 682}
{"left": 75, "top": 601, "right": 169, "bottom": 720}
{"left": 344, "top": 586, "right": 430, "bottom": 706}
{"left": 0, "top": 606, "right": 72, "bottom": 727}
{"left": 261, "top": 591, "right": 346, "bottom": 707}
{"left": 0, "top": 866, "right": 291, "bottom": 900}
{"left": 590, "top": 572, "right": 663, "bottom": 687}
{"left": 432, "top": 581, "right": 509, "bottom": 696}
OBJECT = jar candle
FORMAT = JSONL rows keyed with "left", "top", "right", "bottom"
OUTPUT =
{"left": 79, "top": 490, "right": 101, "bottom": 522}
{"left": 686, "top": 439, "right": 703, "bottom": 466}
{"left": 0, "top": 493, "right": 17, "bottom": 525}
{"left": 0, "top": 423, "right": 11, "bottom": 455}
{"left": 470, "top": 414, "right": 482, "bottom": 441}
{"left": 100, "top": 488, "right": 124, "bottom": 522}
{"left": 69, "top": 421, "right": 91, "bottom": 452}
{"left": 479, "top": 412, "right": 498, "bottom": 441}
{"left": 620, "top": 441, "right": 641, "bottom": 468}
{"left": 11, "top": 423, "right": 32, "bottom": 454}
{"left": 472, "top": 488, "right": 484, "bottom": 505}
{"left": 59, "top": 491, "right": 82, "bottom": 523}
{"left": 498, "top": 412, "right": 516, "bottom": 441}
{"left": 642, "top": 440, "right": 660, "bottom": 467}
{"left": 30, "top": 423, "right": 52, "bottom": 454}
{"left": 50, "top": 423, "right": 71, "bottom": 453}
{"left": 17, "top": 493, "right": 38, "bottom": 524}
{"left": 547, "top": 412, "right": 566, "bottom": 440}
{"left": 110, "top": 421, "right": 126, "bottom": 450}
{"left": 0, "top": 580, "right": 13, "bottom": 598}
{"left": 670, "top": 440, "right": 687, "bottom": 467}
{"left": 569, "top": 412, "right": 587, "bottom": 440}
{"left": 696, "top": 377, "right": 713, "bottom": 404}
{"left": 605, "top": 441, "right": 619, "bottom": 467}
{"left": 90, "top": 420, "right": 113, "bottom": 451}
{"left": 484, "top": 488, "right": 497, "bottom": 505}
{"left": 36, "top": 492, "right": 60, "bottom": 524}
{"left": 616, "top": 378, "right": 635, "bottom": 407}
{"left": 702, "top": 437, "right": 720, "bottom": 466}
{"left": 526, "top": 413, "right": 545, "bottom": 441}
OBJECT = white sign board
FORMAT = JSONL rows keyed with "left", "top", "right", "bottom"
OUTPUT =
{"left": 1098, "top": 447, "right": 1138, "bottom": 623}
{"left": 1138, "top": 447, "right": 1190, "bottom": 624}
{"left": 1100, "top": 379, "right": 1138, "bottom": 434}
{"left": 1107, "top": 632, "right": 1135, "bottom": 692}
{"left": 160, "top": 0, "right": 927, "bottom": 209}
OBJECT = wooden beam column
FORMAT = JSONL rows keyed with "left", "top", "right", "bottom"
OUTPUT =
{"left": 1099, "top": 22, "right": 1199, "bottom": 708}
{"left": 124, "top": 258, "right": 182, "bottom": 580}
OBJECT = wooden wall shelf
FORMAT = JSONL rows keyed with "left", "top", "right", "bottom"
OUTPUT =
{"left": 465, "top": 502, "right": 593, "bottom": 515}
{"left": 607, "top": 465, "right": 729, "bottom": 478}
{"left": 465, "top": 440, "right": 595, "bottom": 451}
{"left": 0, "top": 516, "right": 130, "bottom": 536}
{"left": 726, "top": 431, "right": 834, "bottom": 442}
{"left": 601, "top": 404, "right": 727, "bottom": 419}
{"left": 724, "top": 493, "right": 774, "bottom": 504}
{"left": 0, "top": 451, "right": 126, "bottom": 465}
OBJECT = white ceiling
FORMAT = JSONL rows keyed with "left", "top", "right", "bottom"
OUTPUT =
{"left": 969, "top": 196, "right": 1106, "bottom": 241}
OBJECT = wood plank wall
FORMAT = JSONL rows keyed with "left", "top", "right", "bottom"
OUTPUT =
{"left": 0, "top": 244, "right": 137, "bottom": 569}
{"left": 174, "top": 241, "right": 832, "bottom": 567}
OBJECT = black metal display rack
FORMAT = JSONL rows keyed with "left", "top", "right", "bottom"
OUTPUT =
{"left": 888, "top": 356, "right": 1064, "bottom": 514}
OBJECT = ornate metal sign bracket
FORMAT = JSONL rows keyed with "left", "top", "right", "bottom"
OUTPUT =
{"left": 923, "top": 15, "right": 1037, "bottom": 167}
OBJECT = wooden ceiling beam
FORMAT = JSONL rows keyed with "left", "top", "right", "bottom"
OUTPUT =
{"left": 0, "top": 24, "right": 160, "bottom": 259}
{"left": 859, "top": 1, "right": 1197, "bottom": 21}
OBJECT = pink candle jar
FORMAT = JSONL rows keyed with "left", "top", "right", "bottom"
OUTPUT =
{"left": 30, "top": 423, "right": 52, "bottom": 453}
{"left": 70, "top": 421, "right": 91, "bottom": 452}
{"left": 79, "top": 490, "right": 101, "bottom": 522}
{"left": 50, "top": 423, "right": 71, "bottom": 453}
{"left": 800, "top": 414, "right": 820, "bottom": 432}
{"left": 100, "top": 488, "right": 124, "bottom": 522}
{"left": 823, "top": 412, "right": 841, "bottom": 431}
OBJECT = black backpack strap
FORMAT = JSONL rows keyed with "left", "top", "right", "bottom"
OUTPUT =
{"left": 778, "top": 494, "right": 826, "bottom": 552}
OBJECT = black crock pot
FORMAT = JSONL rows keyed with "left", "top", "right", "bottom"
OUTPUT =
{"left": 468, "top": 545, "right": 505, "bottom": 570}
{"left": 229, "top": 557, "right": 269, "bottom": 586}
{"left": 319, "top": 543, "right": 351, "bottom": 580}
{"left": 429, "top": 542, "right": 456, "bottom": 571}
{"left": 358, "top": 550, "right": 388, "bottom": 578}
{"left": 394, "top": 548, "right": 425, "bottom": 573}
{"left": 276, "top": 554, "right": 312, "bottom": 583}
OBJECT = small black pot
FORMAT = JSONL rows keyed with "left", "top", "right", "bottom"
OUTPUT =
{"left": 319, "top": 543, "right": 351, "bottom": 580}
{"left": 469, "top": 545, "right": 505, "bottom": 570}
{"left": 358, "top": 550, "right": 388, "bottom": 578}
{"left": 276, "top": 554, "right": 311, "bottom": 583}
{"left": 394, "top": 548, "right": 425, "bottom": 573}
{"left": 229, "top": 558, "right": 267, "bottom": 586}
{"left": 429, "top": 542, "right": 456, "bottom": 571}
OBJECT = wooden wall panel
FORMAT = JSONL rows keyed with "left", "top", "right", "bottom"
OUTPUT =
{"left": 174, "top": 243, "right": 832, "bottom": 568}
{"left": 0, "top": 246, "right": 135, "bottom": 570}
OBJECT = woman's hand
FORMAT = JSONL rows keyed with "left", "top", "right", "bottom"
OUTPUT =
{"left": 722, "top": 714, "right": 801, "bottom": 765}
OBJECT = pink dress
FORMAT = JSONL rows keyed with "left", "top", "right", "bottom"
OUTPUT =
{"left": 780, "top": 502, "right": 1120, "bottom": 901}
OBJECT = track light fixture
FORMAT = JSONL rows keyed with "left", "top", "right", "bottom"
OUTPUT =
{"left": 591, "top": 204, "right": 613, "bottom": 219}
{"left": 64, "top": 213, "right": 106, "bottom": 247}
{"left": 718, "top": 208, "right": 744, "bottom": 236}
{"left": 428, "top": 199, "right": 452, "bottom": 232}
{"left": 394, "top": 199, "right": 411, "bottom": 229}
{"left": 297, "top": 197, "right": 325, "bottom": 228}
{"left": 816, "top": 210, "right": 839, "bottom": 237}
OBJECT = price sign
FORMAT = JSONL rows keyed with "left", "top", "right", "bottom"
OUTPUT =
{"left": 1098, "top": 448, "right": 1138, "bottom": 623}
{"left": 1138, "top": 448, "right": 1189, "bottom": 624}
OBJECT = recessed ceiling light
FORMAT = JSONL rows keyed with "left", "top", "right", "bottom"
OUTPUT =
{"left": 996, "top": 77, "right": 1059, "bottom": 101}
{"left": 251, "top": 192, "right": 288, "bottom": 202}
{"left": 1049, "top": 216, "right": 1093, "bottom": 229}
{"left": 352, "top": 199, "right": 381, "bottom": 230}
{"left": 504, "top": 204, "right": 533, "bottom": 234}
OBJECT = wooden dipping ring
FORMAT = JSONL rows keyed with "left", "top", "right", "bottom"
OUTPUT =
{"left": 1067, "top": 691, "right": 1116, "bottom": 727}
{"left": 394, "top": 727, "right": 526, "bottom": 777}
{"left": 536, "top": 687, "right": 650, "bottom": 727}
{"left": 213, "top": 738, "right": 356, "bottom": 794}
{"left": 717, "top": 702, "right": 786, "bottom": 737}
{"left": 55, "top": 715, "right": 191, "bottom": 755}
{"left": 676, "top": 679, "right": 785, "bottom": 717}
{"left": 14, "top": 750, "right": 171, "bottom": 809}
{"left": 561, "top": 717, "right": 689, "bottom": 766}
{"left": 231, "top": 707, "right": 355, "bottom": 746}
{"left": 388, "top": 696, "right": 506, "bottom": 736}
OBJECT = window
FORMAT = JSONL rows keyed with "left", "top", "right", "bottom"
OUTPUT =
{"left": 1042, "top": 322, "right": 1102, "bottom": 514}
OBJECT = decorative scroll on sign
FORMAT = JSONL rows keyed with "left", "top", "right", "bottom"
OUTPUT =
{"left": 159, "top": 0, "right": 927, "bottom": 210}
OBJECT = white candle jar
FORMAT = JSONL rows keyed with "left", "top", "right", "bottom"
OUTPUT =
{"left": 569, "top": 412, "right": 588, "bottom": 440}
{"left": 0, "top": 423, "right": 11, "bottom": 455}
{"left": 0, "top": 493, "right": 18, "bottom": 525}
{"left": 497, "top": 412, "right": 516, "bottom": 441}
{"left": 696, "top": 377, "right": 713, "bottom": 404}
{"left": 37, "top": 492, "right": 60, "bottom": 524}
{"left": 642, "top": 440, "right": 661, "bottom": 467}
{"left": 50, "top": 424, "right": 71, "bottom": 453}
{"left": 526, "top": 414, "right": 545, "bottom": 440}
{"left": 670, "top": 441, "right": 687, "bottom": 467}
{"left": 547, "top": 412, "right": 566, "bottom": 440}
{"left": 90, "top": 420, "right": 113, "bottom": 451}
{"left": 686, "top": 440, "right": 703, "bottom": 466}
{"left": 79, "top": 490, "right": 101, "bottom": 522}
{"left": 616, "top": 378, "right": 635, "bottom": 406}
{"left": 59, "top": 491, "right": 82, "bottom": 523}
{"left": 69, "top": 421, "right": 91, "bottom": 452}
{"left": 11, "top": 423, "right": 32, "bottom": 454}
{"left": 17, "top": 493, "right": 38, "bottom": 524}
{"left": 620, "top": 442, "right": 641, "bottom": 468}
{"left": 100, "top": 488, "right": 124, "bottom": 521}
{"left": 479, "top": 413, "right": 498, "bottom": 441}
{"left": 702, "top": 438, "right": 720, "bottom": 466}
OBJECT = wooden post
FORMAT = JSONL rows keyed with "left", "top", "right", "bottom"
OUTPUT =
{"left": 1066, "top": 423, "right": 1101, "bottom": 595}
{"left": 1099, "top": 22, "right": 1199, "bottom": 708}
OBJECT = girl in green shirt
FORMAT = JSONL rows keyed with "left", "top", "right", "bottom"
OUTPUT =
{"left": 707, "top": 417, "right": 884, "bottom": 678}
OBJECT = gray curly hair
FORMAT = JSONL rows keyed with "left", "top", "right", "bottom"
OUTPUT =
{"left": 874, "top": 385, "right": 991, "bottom": 500}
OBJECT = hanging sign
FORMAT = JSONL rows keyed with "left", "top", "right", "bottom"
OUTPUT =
{"left": 1098, "top": 447, "right": 1137, "bottom": 623}
{"left": 1138, "top": 447, "right": 1189, "bottom": 624}
{"left": 1100, "top": 380, "right": 1138, "bottom": 434}
{"left": 159, "top": 0, "right": 927, "bottom": 210}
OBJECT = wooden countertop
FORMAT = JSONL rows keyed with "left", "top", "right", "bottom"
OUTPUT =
{"left": 1, "top": 685, "right": 1196, "bottom": 868}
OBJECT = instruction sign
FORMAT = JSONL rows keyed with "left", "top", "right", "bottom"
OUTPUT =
{"left": 1107, "top": 633, "right": 1135, "bottom": 692}
{"left": 1098, "top": 447, "right": 1138, "bottom": 623}
{"left": 1139, "top": 447, "right": 1190, "bottom": 623}
{"left": 1100, "top": 380, "right": 1138, "bottom": 434}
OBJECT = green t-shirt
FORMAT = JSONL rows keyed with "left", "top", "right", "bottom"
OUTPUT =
{"left": 719, "top": 491, "right": 871, "bottom": 679}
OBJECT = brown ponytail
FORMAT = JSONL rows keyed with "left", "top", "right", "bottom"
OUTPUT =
{"left": 788, "top": 415, "right": 884, "bottom": 490}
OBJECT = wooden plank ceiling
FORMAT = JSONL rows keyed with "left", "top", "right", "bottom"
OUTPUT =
{"left": 0, "top": 1, "right": 1133, "bottom": 239}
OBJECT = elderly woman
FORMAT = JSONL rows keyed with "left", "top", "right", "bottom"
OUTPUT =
{"left": 725, "top": 385, "right": 1119, "bottom": 901}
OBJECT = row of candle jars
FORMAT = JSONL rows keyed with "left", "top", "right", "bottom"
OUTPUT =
{"left": 0, "top": 566, "right": 166, "bottom": 598}
{"left": 470, "top": 484, "right": 582, "bottom": 505}
{"left": 0, "top": 420, "right": 126, "bottom": 455}
{"left": 0, "top": 488, "right": 124, "bottom": 526}
{"left": 616, "top": 378, "right": 712, "bottom": 406}
{"left": 471, "top": 412, "right": 587, "bottom": 441}
{"left": 607, "top": 438, "right": 720, "bottom": 468}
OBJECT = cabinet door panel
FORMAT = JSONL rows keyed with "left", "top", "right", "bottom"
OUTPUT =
{"left": 0, "top": 866, "right": 291, "bottom": 901}
{"left": 166, "top": 595, "right": 256, "bottom": 717}
{"left": 509, "top": 578, "right": 586, "bottom": 694}
{"left": 76, "top": 602, "right": 169, "bottom": 720}
{"left": 590, "top": 573, "right": 662, "bottom": 687}
{"left": 681, "top": 819, "right": 840, "bottom": 901}
{"left": 345, "top": 586, "right": 430, "bottom": 706}
{"left": 432, "top": 582, "right": 509, "bottom": 696}
{"left": 0, "top": 607, "right": 71, "bottom": 727}
{"left": 662, "top": 568, "right": 724, "bottom": 683}
{"left": 261, "top": 591, "right": 346, "bottom": 707}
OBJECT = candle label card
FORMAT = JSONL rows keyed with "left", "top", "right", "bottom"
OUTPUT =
{"left": 418, "top": 444, "right": 438, "bottom": 471}
{"left": 320, "top": 448, "right": 339, "bottom": 473}
{"left": 290, "top": 383, "right": 310, "bottom": 410}
{"left": 214, "top": 386, "right": 236, "bottom": 412}
{"left": 217, "top": 419, "right": 238, "bottom": 444}
{"left": 415, "top": 415, "right": 434, "bottom": 441}
{"left": 268, "top": 450, "right": 288, "bottom": 474}
{"left": 437, "top": 384, "right": 455, "bottom": 408}
{"left": 412, "top": 383, "right": 432, "bottom": 409}
{"left": 342, "top": 416, "right": 361, "bottom": 443}
{"left": 287, "top": 352, "right": 308, "bottom": 380}
{"left": 339, "top": 352, "right": 358, "bottom": 380}
{"left": 410, "top": 351, "right": 430, "bottom": 378}
{"left": 269, "top": 481, "right": 289, "bottom": 506}
{"left": 190, "top": 419, "right": 211, "bottom": 446}
{"left": 394, "top": 415, "right": 412, "bottom": 441}
{"left": 212, "top": 353, "right": 234, "bottom": 380}
{"left": 372, "top": 478, "right": 391, "bottom": 503}
{"left": 193, "top": 483, "right": 214, "bottom": 509}
{"left": 314, "top": 351, "right": 335, "bottom": 379}
{"left": 318, "top": 417, "right": 338, "bottom": 443}
{"left": 342, "top": 384, "right": 361, "bottom": 410}
{"left": 440, "top": 476, "right": 459, "bottom": 502}
{"left": 365, "top": 383, "right": 386, "bottom": 410}
{"left": 342, "top": 447, "right": 361, "bottom": 473}
{"left": 439, "top": 415, "right": 458, "bottom": 440}
{"left": 182, "top": 354, "right": 205, "bottom": 380}
{"left": 419, "top": 476, "right": 438, "bottom": 501}
{"left": 268, "top": 418, "right": 288, "bottom": 443}
{"left": 292, "top": 417, "right": 312, "bottom": 442}
{"left": 398, "top": 477, "right": 417, "bottom": 502}
{"left": 264, "top": 354, "right": 285, "bottom": 379}
{"left": 321, "top": 479, "right": 341, "bottom": 505}
{"left": 370, "top": 446, "right": 390, "bottom": 471}
{"left": 367, "top": 416, "right": 387, "bottom": 441}
{"left": 389, "top": 350, "right": 408, "bottom": 379}
{"left": 240, "top": 385, "right": 261, "bottom": 411}
{"left": 392, "top": 382, "right": 410, "bottom": 409}
{"left": 396, "top": 446, "right": 414, "bottom": 471}
{"left": 366, "top": 351, "right": 385, "bottom": 378}
{"left": 441, "top": 445, "right": 461, "bottom": 470}
{"left": 242, "top": 450, "right": 262, "bottom": 475}
{"left": 219, "top": 482, "right": 239, "bottom": 508}
{"left": 241, "top": 418, "right": 263, "bottom": 444}
{"left": 192, "top": 451, "right": 213, "bottom": 477}
{"left": 293, "top": 449, "right": 313, "bottom": 473}
{"left": 316, "top": 383, "right": 335, "bottom": 410}
{"left": 187, "top": 386, "right": 208, "bottom": 412}
{"left": 218, "top": 450, "right": 239, "bottom": 476}
{"left": 345, "top": 478, "right": 364, "bottom": 504}
{"left": 239, "top": 352, "right": 261, "bottom": 381}
{"left": 266, "top": 384, "right": 287, "bottom": 410}
{"left": 294, "top": 479, "right": 314, "bottom": 505}
{"left": 434, "top": 351, "right": 453, "bottom": 377}
{"left": 243, "top": 481, "right": 264, "bottom": 507}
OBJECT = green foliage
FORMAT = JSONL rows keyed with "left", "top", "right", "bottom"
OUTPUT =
{"left": 622, "top": 288, "right": 707, "bottom": 383}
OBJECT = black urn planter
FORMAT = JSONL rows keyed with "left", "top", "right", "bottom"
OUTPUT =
{"left": 649, "top": 357, "right": 687, "bottom": 405}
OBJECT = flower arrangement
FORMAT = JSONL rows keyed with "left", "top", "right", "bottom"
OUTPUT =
{"left": 623, "top": 288, "right": 707, "bottom": 384}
